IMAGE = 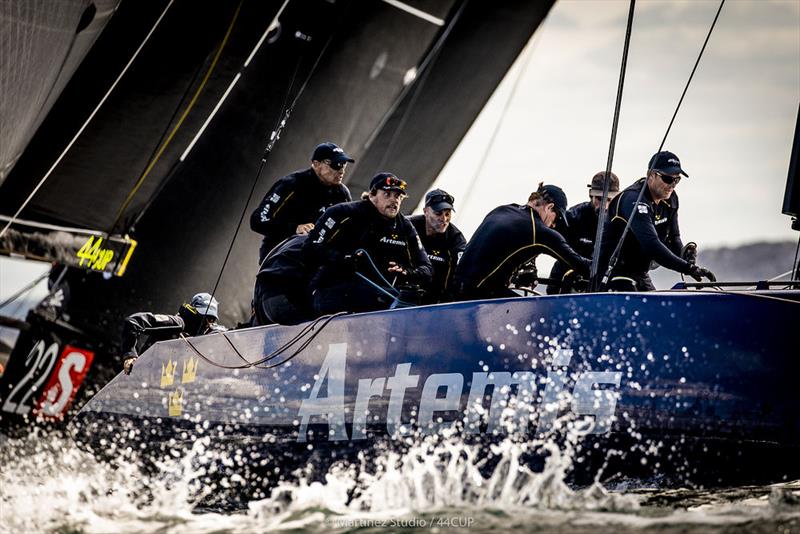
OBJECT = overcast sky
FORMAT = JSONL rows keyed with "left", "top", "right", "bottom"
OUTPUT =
{"left": 422, "top": 0, "right": 800, "bottom": 248}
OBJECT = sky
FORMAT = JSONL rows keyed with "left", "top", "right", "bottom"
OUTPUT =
{"left": 420, "top": 0, "right": 800, "bottom": 248}
{"left": 2, "top": 0, "right": 800, "bottom": 309}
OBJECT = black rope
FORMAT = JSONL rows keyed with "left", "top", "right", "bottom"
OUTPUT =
{"left": 599, "top": 0, "right": 726, "bottom": 291}
{"left": 589, "top": 0, "right": 636, "bottom": 292}
{"left": 259, "top": 312, "right": 346, "bottom": 368}
{"left": 179, "top": 311, "right": 349, "bottom": 370}
{"left": 792, "top": 229, "right": 800, "bottom": 281}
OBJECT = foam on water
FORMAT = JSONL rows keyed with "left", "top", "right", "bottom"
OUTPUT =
{"left": 2, "top": 428, "right": 799, "bottom": 533}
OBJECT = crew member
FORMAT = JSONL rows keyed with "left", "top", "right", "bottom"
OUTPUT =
{"left": 598, "top": 151, "right": 715, "bottom": 291}
{"left": 303, "top": 172, "right": 433, "bottom": 315}
{"left": 121, "top": 293, "right": 227, "bottom": 374}
{"left": 409, "top": 189, "right": 466, "bottom": 303}
{"left": 250, "top": 142, "right": 354, "bottom": 264}
{"left": 252, "top": 234, "right": 313, "bottom": 326}
{"left": 453, "top": 183, "right": 590, "bottom": 300}
{"left": 547, "top": 171, "right": 620, "bottom": 294}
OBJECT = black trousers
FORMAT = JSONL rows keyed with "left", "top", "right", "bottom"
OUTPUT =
{"left": 453, "top": 280, "right": 518, "bottom": 301}
{"left": 312, "top": 277, "right": 395, "bottom": 315}
{"left": 607, "top": 272, "right": 656, "bottom": 292}
{"left": 253, "top": 275, "right": 311, "bottom": 326}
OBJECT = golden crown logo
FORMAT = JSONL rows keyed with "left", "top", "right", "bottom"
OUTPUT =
{"left": 160, "top": 359, "right": 176, "bottom": 388}
{"left": 182, "top": 357, "right": 198, "bottom": 384}
{"left": 168, "top": 388, "right": 183, "bottom": 417}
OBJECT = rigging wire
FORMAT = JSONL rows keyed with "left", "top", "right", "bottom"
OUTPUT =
{"left": 127, "top": 1, "right": 292, "bottom": 234}
{"left": 0, "top": 0, "right": 177, "bottom": 241}
{"left": 792, "top": 231, "right": 800, "bottom": 281}
{"left": 375, "top": 0, "right": 469, "bottom": 171}
{"left": 201, "top": 8, "right": 344, "bottom": 333}
{"left": 109, "top": 1, "right": 244, "bottom": 235}
{"left": 363, "top": 0, "right": 468, "bottom": 153}
{"left": 2, "top": 264, "right": 71, "bottom": 324}
{"left": 588, "top": 0, "right": 636, "bottom": 292}
{"left": 0, "top": 270, "right": 50, "bottom": 311}
{"left": 598, "top": 0, "right": 726, "bottom": 291}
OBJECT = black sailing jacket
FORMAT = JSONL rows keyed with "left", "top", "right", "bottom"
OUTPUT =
{"left": 598, "top": 178, "right": 691, "bottom": 278}
{"left": 454, "top": 203, "right": 589, "bottom": 297}
{"left": 302, "top": 199, "right": 432, "bottom": 291}
{"left": 249, "top": 168, "right": 351, "bottom": 263}
{"left": 409, "top": 215, "right": 466, "bottom": 301}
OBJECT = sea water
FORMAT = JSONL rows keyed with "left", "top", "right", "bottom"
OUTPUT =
{"left": 1, "top": 428, "right": 798, "bottom": 533}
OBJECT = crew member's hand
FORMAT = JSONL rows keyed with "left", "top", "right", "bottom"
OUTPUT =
{"left": 343, "top": 250, "right": 366, "bottom": 271}
{"left": 123, "top": 356, "right": 138, "bottom": 375}
{"left": 387, "top": 262, "right": 408, "bottom": 276}
{"left": 296, "top": 223, "right": 315, "bottom": 235}
{"left": 681, "top": 242, "right": 698, "bottom": 264}
{"left": 688, "top": 264, "right": 716, "bottom": 283}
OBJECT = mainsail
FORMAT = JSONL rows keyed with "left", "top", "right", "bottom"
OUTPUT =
{"left": 0, "top": 0, "right": 555, "bottom": 426}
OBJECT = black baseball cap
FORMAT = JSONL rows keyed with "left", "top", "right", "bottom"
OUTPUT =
{"left": 648, "top": 150, "right": 688, "bottom": 177}
{"left": 312, "top": 142, "right": 355, "bottom": 164}
{"left": 369, "top": 172, "right": 408, "bottom": 193}
{"left": 424, "top": 189, "right": 455, "bottom": 211}
{"left": 537, "top": 184, "right": 569, "bottom": 226}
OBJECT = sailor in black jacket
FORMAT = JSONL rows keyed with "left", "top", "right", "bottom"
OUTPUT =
{"left": 121, "top": 293, "right": 227, "bottom": 374}
{"left": 598, "top": 151, "right": 715, "bottom": 290}
{"left": 303, "top": 173, "right": 433, "bottom": 315}
{"left": 547, "top": 172, "right": 620, "bottom": 294}
{"left": 249, "top": 142, "right": 353, "bottom": 264}
{"left": 454, "top": 184, "right": 590, "bottom": 300}
{"left": 252, "top": 234, "right": 313, "bottom": 325}
{"left": 409, "top": 189, "right": 467, "bottom": 303}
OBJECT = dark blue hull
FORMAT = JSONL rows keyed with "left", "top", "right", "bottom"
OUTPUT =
{"left": 74, "top": 290, "right": 800, "bottom": 489}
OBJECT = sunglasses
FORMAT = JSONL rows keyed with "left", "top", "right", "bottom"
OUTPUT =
{"left": 383, "top": 176, "right": 407, "bottom": 191}
{"left": 324, "top": 160, "right": 347, "bottom": 171}
{"left": 427, "top": 193, "right": 454, "bottom": 206}
{"left": 656, "top": 172, "right": 681, "bottom": 185}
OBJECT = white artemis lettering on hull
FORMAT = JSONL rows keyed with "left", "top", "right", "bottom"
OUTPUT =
{"left": 296, "top": 343, "right": 621, "bottom": 443}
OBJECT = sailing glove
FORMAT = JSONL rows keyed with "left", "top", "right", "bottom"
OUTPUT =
{"left": 687, "top": 264, "right": 716, "bottom": 283}
{"left": 343, "top": 250, "right": 367, "bottom": 272}
{"left": 122, "top": 350, "right": 138, "bottom": 375}
{"left": 681, "top": 242, "right": 698, "bottom": 264}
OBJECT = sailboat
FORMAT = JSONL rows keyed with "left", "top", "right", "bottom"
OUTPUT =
{"left": 0, "top": 0, "right": 553, "bottom": 425}
{"left": 2, "top": 0, "right": 799, "bottom": 492}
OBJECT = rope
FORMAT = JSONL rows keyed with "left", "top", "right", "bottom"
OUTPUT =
{"left": 599, "top": 0, "right": 726, "bottom": 290}
{"left": 588, "top": 0, "right": 635, "bottom": 292}
{"left": 792, "top": 231, "right": 800, "bottom": 281}
{"left": 178, "top": 311, "right": 349, "bottom": 370}
{"left": 354, "top": 248, "right": 398, "bottom": 291}
{"left": 0, "top": 0, "right": 177, "bottom": 240}
{"left": 259, "top": 312, "right": 345, "bottom": 368}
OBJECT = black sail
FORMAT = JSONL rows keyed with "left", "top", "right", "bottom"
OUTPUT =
{"left": 0, "top": 0, "right": 121, "bottom": 184}
{"left": 0, "top": 0, "right": 553, "bottom": 426}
